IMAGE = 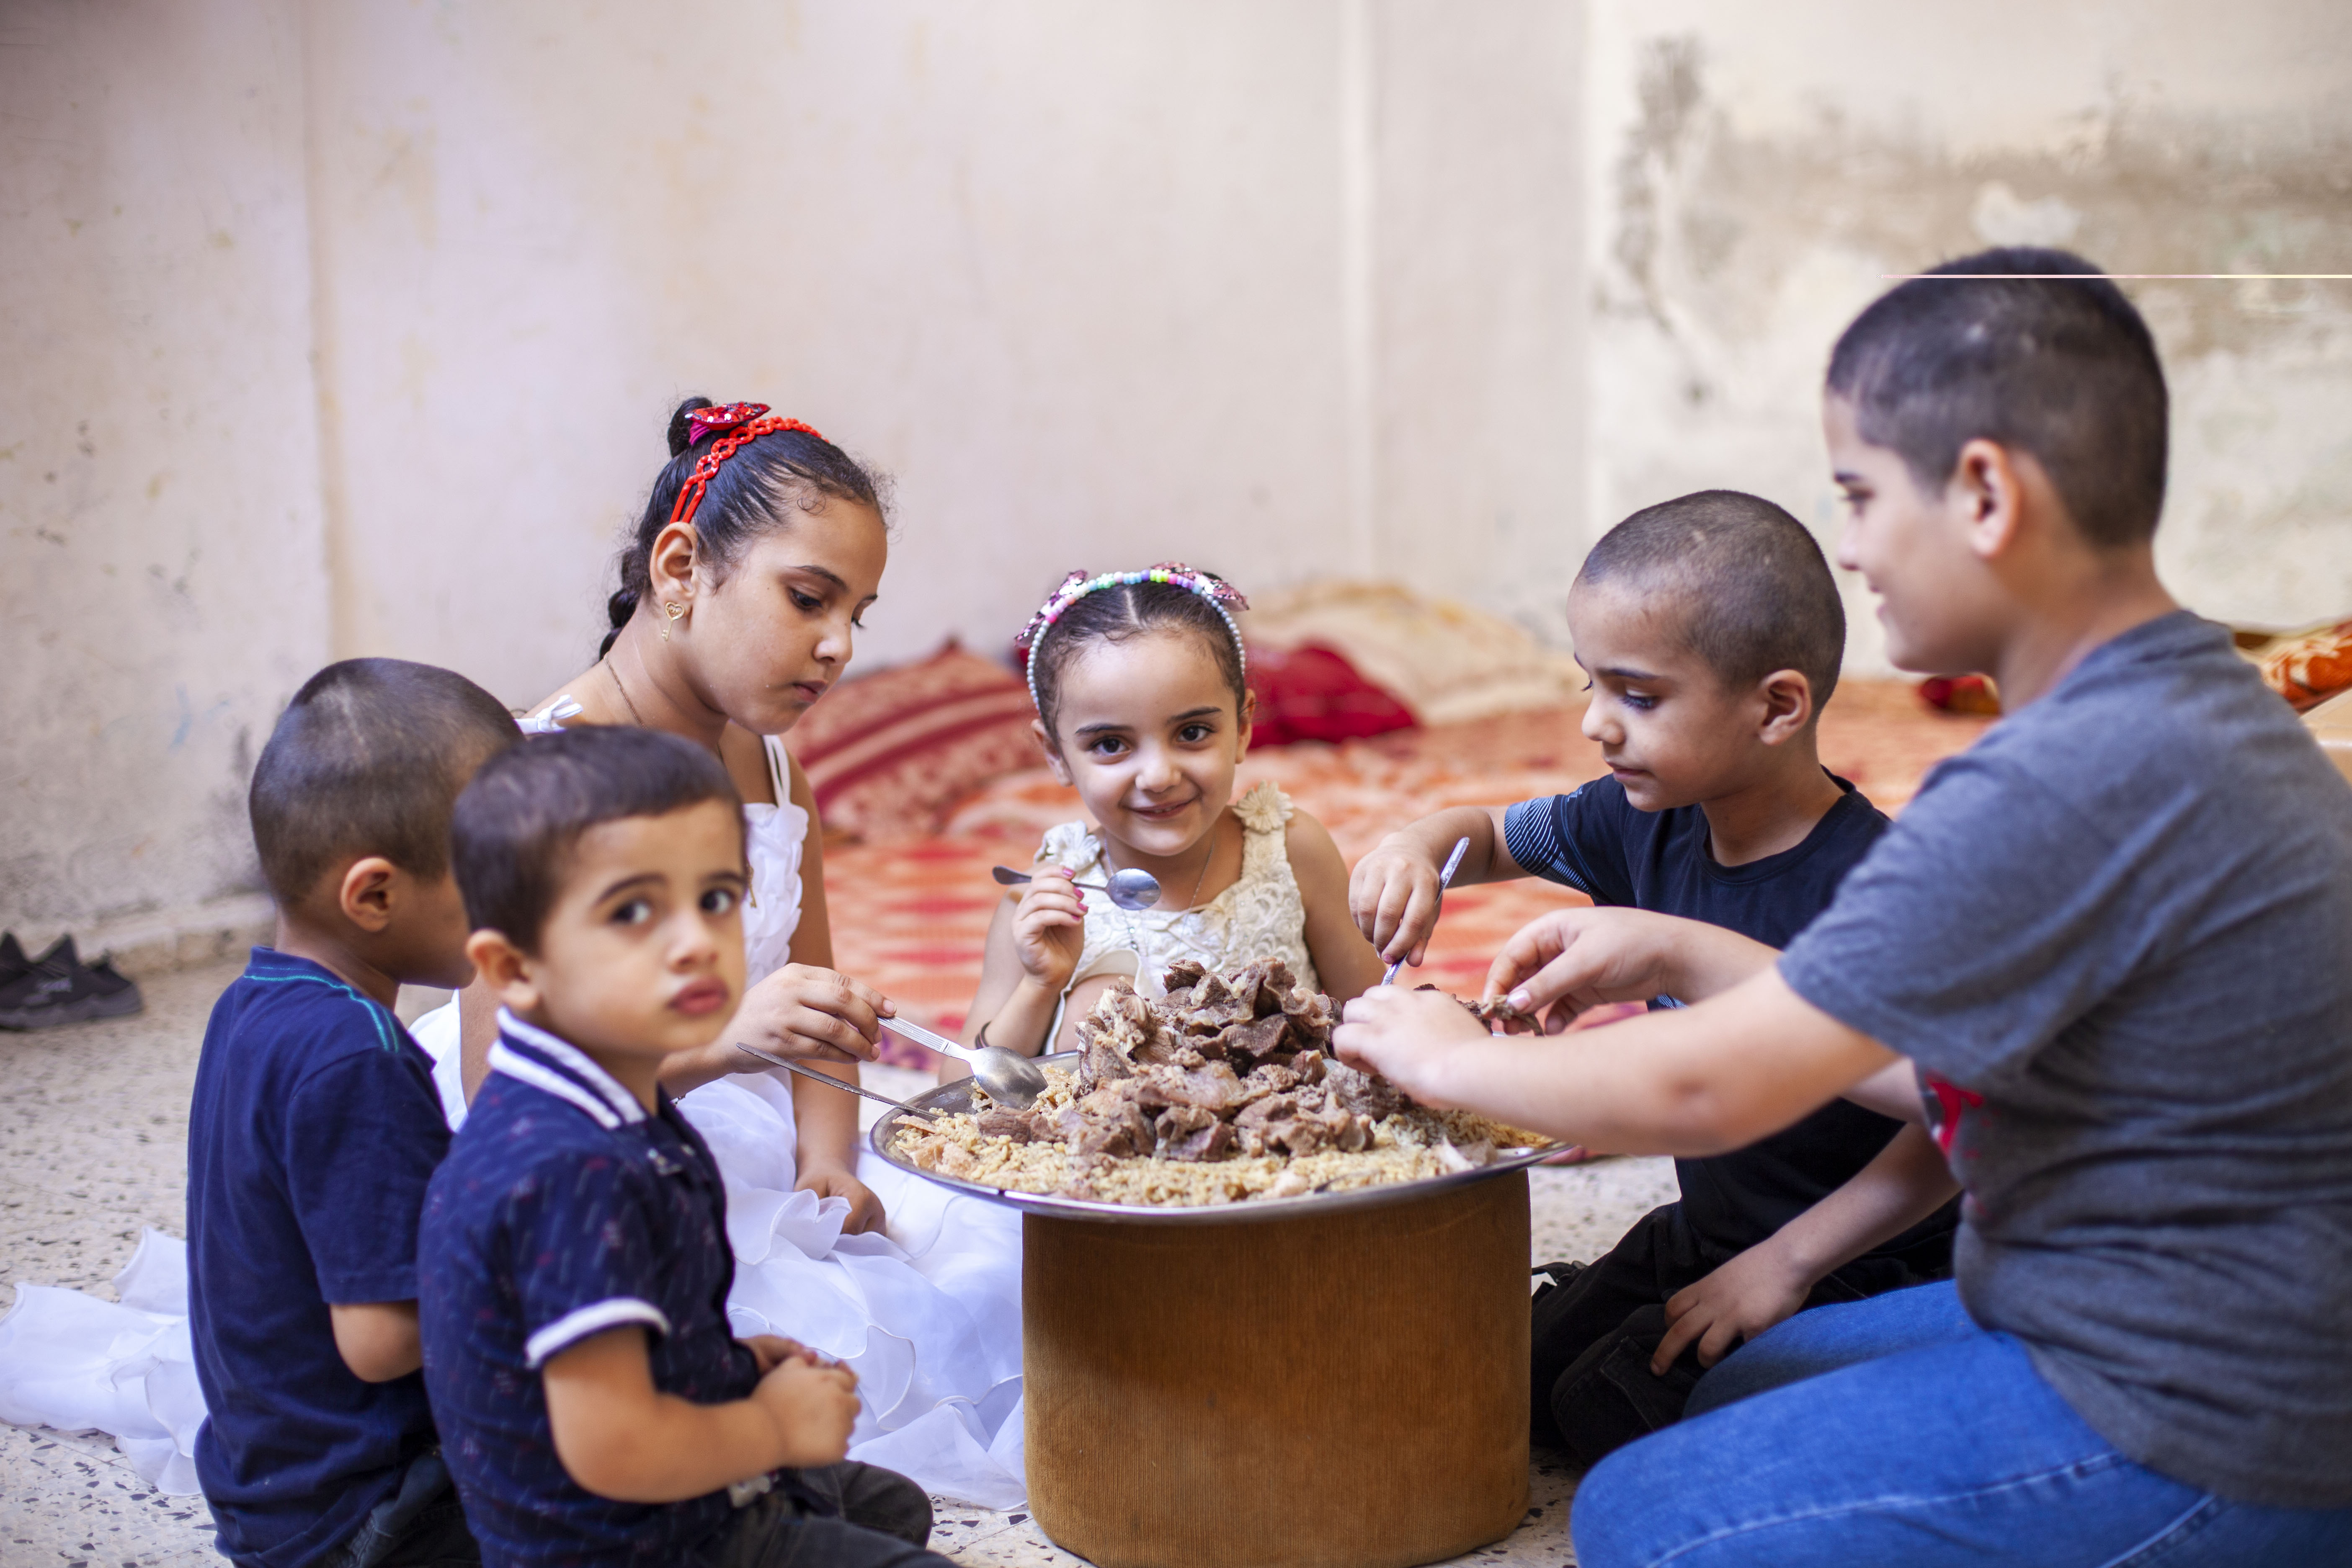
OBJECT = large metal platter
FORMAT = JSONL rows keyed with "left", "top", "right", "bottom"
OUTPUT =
{"left": 869, "top": 1051, "right": 1557, "bottom": 1225}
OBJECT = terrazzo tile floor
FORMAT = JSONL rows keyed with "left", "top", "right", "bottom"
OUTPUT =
{"left": 2, "top": 957, "right": 1679, "bottom": 1568}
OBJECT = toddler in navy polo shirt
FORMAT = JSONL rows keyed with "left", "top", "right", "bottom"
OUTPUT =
{"left": 188, "top": 659, "right": 519, "bottom": 1567}
{"left": 419, "top": 727, "right": 944, "bottom": 1568}
{"left": 1351, "top": 492, "right": 1957, "bottom": 1464}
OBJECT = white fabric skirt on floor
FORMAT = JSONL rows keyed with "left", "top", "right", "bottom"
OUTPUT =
{"left": 650, "top": 1065, "right": 1029, "bottom": 1509}
{"left": 0, "top": 1012, "right": 1029, "bottom": 1508}
{"left": 0, "top": 1228, "right": 205, "bottom": 1493}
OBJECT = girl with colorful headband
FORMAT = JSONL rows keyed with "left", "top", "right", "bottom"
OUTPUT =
{"left": 407, "top": 397, "right": 1025, "bottom": 1509}
{"left": 956, "top": 565, "right": 1386, "bottom": 1068}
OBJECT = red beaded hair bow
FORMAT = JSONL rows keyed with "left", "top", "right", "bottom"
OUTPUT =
{"left": 669, "top": 402, "right": 830, "bottom": 529}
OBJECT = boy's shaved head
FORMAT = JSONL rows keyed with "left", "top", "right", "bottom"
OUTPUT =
{"left": 250, "top": 659, "right": 522, "bottom": 904}
{"left": 1577, "top": 490, "right": 1846, "bottom": 707}
{"left": 1828, "top": 248, "right": 2168, "bottom": 547}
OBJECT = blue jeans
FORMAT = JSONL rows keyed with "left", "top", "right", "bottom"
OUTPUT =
{"left": 1571, "top": 1282, "right": 2352, "bottom": 1567}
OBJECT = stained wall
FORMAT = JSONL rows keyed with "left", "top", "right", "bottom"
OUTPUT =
{"left": 5, "top": 0, "right": 2348, "bottom": 955}
{"left": 2, "top": 0, "right": 1584, "bottom": 952}
{"left": 0, "top": 0, "right": 326, "bottom": 960}
{"left": 1584, "top": 0, "right": 2352, "bottom": 671}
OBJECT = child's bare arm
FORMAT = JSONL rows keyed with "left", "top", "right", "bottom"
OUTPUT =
{"left": 1337, "top": 967, "right": 1895, "bottom": 1156}
{"left": 956, "top": 876, "right": 1085, "bottom": 1068}
{"left": 1649, "top": 1124, "right": 1959, "bottom": 1373}
{"left": 1843, "top": 1059, "right": 1929, "bottom": 1123}
{"left": 542, "top": 1327, "right": 859, "bottom": 1504}
{"left": 1285, "top": 810, "right": 1387, "bottom": 1002}
{"left": 1483, "top": 905, "right": 1783, "bottom": 1026}
{"left": 1349, "top": 806, "right": 1520, "bottom": 969}
{"left": 771, "top": 776, "right": 887, "bottom": 1235}
{"left": 328, "top": 1301, "right": 422, "bottom": 1382}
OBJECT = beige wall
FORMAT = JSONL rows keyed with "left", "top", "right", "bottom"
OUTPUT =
{"left": 1, "top": 0, "right": 327, "bottom": 959}
{"left": 2, "top": 0, "right": 1585, "bottom": 951}
{"left": 1584, "top": 0, "right": 2352, "bottom": 672}
{"left": 1367, "top": 3, "right": 1587, "bottom": 645}
{"left": 5, "top": 0, "right": 2349, "bottom": 954}
{"left": 307, "top": 1, "right": 1585, "bottom": 698}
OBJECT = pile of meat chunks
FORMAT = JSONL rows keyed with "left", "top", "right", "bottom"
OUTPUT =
{"left": 973, "top": 958, "right": 1411, "bottom": 1163}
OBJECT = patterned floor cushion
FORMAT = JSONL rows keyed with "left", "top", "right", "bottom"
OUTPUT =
{"left": 786, "top": 642, "right": 1044, "bottom": 841}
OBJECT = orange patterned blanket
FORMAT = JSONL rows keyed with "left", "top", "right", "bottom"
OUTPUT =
{"left": 824, "top": 683, "right": 1993, "bottom": 1062}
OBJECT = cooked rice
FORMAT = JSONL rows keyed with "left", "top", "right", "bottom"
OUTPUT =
{"left": 889, "top": 1065, "right": 1550, "bottom": 1207}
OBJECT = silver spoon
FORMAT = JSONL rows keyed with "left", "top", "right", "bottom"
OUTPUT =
{"left": 733, "top": 1045, "right": 937, "bottom": 1123}
{"left": 879, "top": 1014, "right": 1050, "bottom": 1111}
{"left": 991, "top": 863, "right": 1162, "bottom": 912}
{"left": 1382, "top": 835, "right": 1472, "bottom": 985}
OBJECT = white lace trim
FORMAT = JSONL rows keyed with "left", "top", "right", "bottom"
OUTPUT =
{"left": 1038, "top": 781, "right": 1319, "bottom": 1001}
{"left": 743, "top": 735, "right": 808, "bottom": 985}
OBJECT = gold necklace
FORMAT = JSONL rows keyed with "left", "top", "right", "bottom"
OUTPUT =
{"left": 1112, "top": 817, "right": 1219, "bottom": 913}
{"left": 603, "top": 658, "right": 647, "bottom": 726}
{"left": 1179, "top": 818, "right": 1219, "bottom": 911}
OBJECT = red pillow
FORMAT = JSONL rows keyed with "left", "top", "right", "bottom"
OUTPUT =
{"left": 1916, "top": 674, "right": 2001, "bottom": 716}
{"left": 1246, "top": 643, "right": 1418, "bottom": 748}
{"left": 788, "top": 643, "right": 1043, "bottom": 840}
{"left": 2258, "top": 619, "right": 2352, "bottom": 712}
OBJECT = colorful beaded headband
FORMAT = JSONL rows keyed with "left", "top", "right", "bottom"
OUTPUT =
{"left": 1015, "top": 563, "right": 1251, "bottom": 716}
{"left": 669, "top": 402, "right": 830, "bottom": 529}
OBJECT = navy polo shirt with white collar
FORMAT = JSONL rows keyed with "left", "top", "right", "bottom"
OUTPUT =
{"left": 418, "top": 1012, "right": 762, "bottom": 1568}
{"left": 186, "top": 947, "right": 449, "bottom": 1568}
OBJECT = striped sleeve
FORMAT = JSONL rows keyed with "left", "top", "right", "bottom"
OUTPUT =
{"left": 525, "top": 1298, "right": 672, "bottom": 1367}
{"left": 1504, "top": 796, "right": 1594, "bottom": 895}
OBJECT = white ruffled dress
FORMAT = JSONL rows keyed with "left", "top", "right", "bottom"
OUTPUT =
{"left": 1036, "top": 781, "right": 1320, "bottom": 1033}
{"left": 0, "top": 735, "right": 1029, "bottom": 1507}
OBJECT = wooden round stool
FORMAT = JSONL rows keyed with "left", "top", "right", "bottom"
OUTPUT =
{"left": 1022, "top": 1169, "right": 1530, "bottom": 1568}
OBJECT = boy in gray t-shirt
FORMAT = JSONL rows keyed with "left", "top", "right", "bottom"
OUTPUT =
{"left": 1334, "top": 249, "right": 2352, "bottom": 1566}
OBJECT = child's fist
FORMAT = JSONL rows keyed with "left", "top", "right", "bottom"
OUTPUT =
{"left": 742, "top": 1334, "right": 815, "bottom": 1375}
{"left": 1011, "top": 869, "right": 1087, "bottom": 991}
{"left": 753, "top": 1354, "right": 861, "bottom": 1468}
{"left": 1349, "top": 837, "right": 1444, "bottom": 967}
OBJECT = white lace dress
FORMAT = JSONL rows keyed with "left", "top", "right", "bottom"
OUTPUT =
{"left": 0, "top": 735, "right": 1029, "bottom": 1508}
{"left": 1035, "top": 781, "right": 1318, "bottom": 1034}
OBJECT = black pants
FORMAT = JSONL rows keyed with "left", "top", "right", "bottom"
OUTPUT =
{"left": 1531, "top": 1202, "right": 1950, "bottom": 1467}
{"left": 692, "top": 1462, "right": 949, "bottom": 1568}
{"left": 323, "top": 1450, "right": 480, "bottom": 1568}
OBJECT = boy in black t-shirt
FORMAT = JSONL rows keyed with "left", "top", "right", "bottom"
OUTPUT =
{"left": 1351, "top": 489, "right": 1955, "bottom": 1463}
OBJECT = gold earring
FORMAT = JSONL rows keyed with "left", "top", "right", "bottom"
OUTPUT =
{"left": 663, "top": 601, "right": 684, "bottom": 641}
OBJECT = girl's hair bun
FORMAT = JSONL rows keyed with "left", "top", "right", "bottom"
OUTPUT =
{"left": 666, "top": 396, "right": 715, "bottom": 458}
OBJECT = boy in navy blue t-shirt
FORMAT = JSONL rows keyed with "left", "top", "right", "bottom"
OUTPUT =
{"left": 189, "top": 659, "right": 519, "bottom": 1567}
{"left": 420, "top": 727, "right": 943, "bottom": 1568}
{"left": 1351, "top": 491, "right": 1955, "bottom": 1463}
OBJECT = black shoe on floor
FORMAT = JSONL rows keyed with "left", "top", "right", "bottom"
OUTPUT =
{"left": 0, "top": 937, "right": 145, "bottom": 1030}
{"left": 0, "top": 933, "right": 29, "bottom": 988}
